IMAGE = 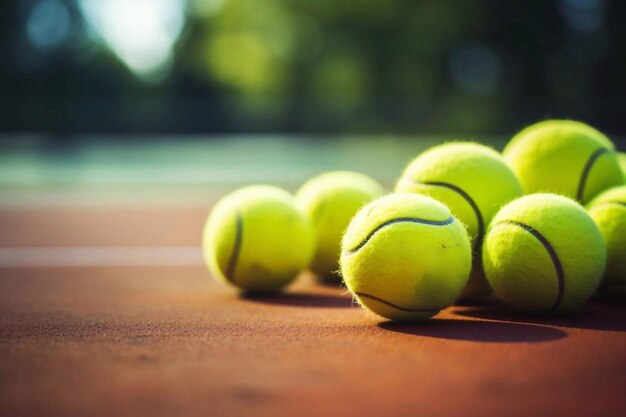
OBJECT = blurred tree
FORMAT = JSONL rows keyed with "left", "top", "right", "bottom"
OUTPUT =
{"left": 0, "top": 0, "right": 624, "bottom": 137}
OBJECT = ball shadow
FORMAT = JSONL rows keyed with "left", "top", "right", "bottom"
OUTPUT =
{"left": 314, "top": 275, "right": 345, "bottom": 288}
{"left": 454, "top": 294, "right": 499, "bottom": 307}
{"left": 454, "top": 301, "right": 626, "bottom": 332}
{"left": 378, "top": 318, "right": 567, "bottom": 343}
{"left": 239, "top": 292, "right": 354, "bottom": 308}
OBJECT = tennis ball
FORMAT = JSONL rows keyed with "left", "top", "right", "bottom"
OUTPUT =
{"left": 587, "top": 185, "right": 626, "bottom": 298}
{"left": 619, "top": 153, "right": 626, "bottom": 181}
{"left": 483, "top": 194, "right": 605, "bottom": 313}
{"left": 503, "top": 120, "right": 623, "bottom": 204}
{"left": 395, "top": 142, "right": 523, "bottom": 301}
{"left": 340, "top": 193, "right": 472, "bottom": 321}
{"left": 203, "top": 185, "right": 315, "bottom": 292}
{"left": 295, "top": 171, "right": 383, "bottom": 280}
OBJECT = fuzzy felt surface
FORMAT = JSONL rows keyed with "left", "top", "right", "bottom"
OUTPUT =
{"left": 341, "top": 194, "right": 472, "bottom": 320}
{"left": 588, "top": 186, "right": 626, "bottom": 289}
{"left": 204, "top": 186, "right": 315, "bottom": 291}
{"left": 295, "top": 171, "right": 383, "bottom": 278}
{"left": 503, "top": 120, "right": 623, "bottom": 203}
{"left": 484, "top": 194, "right": 605, "bottom": 313}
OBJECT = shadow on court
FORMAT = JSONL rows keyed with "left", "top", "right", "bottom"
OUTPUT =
{"left": 453, "top": 301, "right": 626, "bottom": 332}
{"left": 378, "top": 318, "right": 568, "bottom": 343}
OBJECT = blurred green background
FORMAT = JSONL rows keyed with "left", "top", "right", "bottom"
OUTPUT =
{"left": 1, "top": 0, "right": 626, "bottom": 136}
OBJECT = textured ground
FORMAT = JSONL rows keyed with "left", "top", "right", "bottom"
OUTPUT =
{"left": 1, "top": 204, "right": 625, "bottom": 417}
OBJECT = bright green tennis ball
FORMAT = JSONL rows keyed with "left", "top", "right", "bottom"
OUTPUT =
{"left": 203, "top": 185, "right": 315, "bottom": 292}
{"left": 587, "top": 185, "right": 626, "bottom": 298}
{"left": 503, "top": 120, "right": 623, "bottom": 204}
{"left": 483, "top": 194, "right": 606, "bottom": 313}
{"left": 340, "top": 193, "right": 472, "bottom": 321}
{"left": 395, "top": 141, "right": 523, "bottom": 301}
{"left": 295, "top": 171, "right": 383, "bottom": 280}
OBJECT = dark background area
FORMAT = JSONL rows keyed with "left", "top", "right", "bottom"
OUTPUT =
{"left": 1, "top": 0, "right": 625, "bottom": 136}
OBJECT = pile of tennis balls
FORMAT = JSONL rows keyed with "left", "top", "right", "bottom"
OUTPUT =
{"left": 203, "top": 120, "right": 626, "bottom": 321}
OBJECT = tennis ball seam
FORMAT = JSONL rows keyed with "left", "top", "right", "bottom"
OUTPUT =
{"left": 492, "top": 220, "right": 565, "bottom": 312}
{"left": 577, "top": 147, "right": 611, "bottom": 202}
{"left": 225, "top": 211, "right": 243, "bottom": 284}
{"left": 355, "top": 292, "right": 440, "bottom": 314}
{"left": 401, "top": 178, "right": 485, "bottom": 241}
{"left": 344, "top": 215, "right": 455, "bottom": 255}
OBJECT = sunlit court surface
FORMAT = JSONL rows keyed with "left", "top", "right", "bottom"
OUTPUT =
{"left": 2, "top": 1, "right": 626, "bottom": 417}
{"left": 1, "top": 137, "right": 625, "bottom": 417}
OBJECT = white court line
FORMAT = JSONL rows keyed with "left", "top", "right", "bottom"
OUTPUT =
{"left": 0, "top": 247, "right": 204, "bottom": 267}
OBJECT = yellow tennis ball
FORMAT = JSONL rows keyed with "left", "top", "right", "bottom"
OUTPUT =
{"left": 203, "top": 185, "right": 315, "bottom": 292}
{"left": 483, "top": 194, "right": 606, "bottom": 313}
{"left": 587, "top": 185, "right": 626, "bottom": 298}
{"left": 619, "top": 153, "right": 626, "bottom": 181}
{"left": 395, "top": 142, "right": 523, "bottom": 301}
{"left": 295, "top": 171, "right": 383, "bottom": 280}
{"left": 340, "top": 193, "right": 472, "bottom": 321}
{"left": 503, "top": 120, "right": 623, "bottom": 204}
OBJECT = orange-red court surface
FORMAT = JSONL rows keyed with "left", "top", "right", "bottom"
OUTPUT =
{"left": 1, "top": 204, "right": 625, "bottom": 417}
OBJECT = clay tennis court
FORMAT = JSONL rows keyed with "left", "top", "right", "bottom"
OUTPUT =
{"left": 1, "top": 138, "right": 625, "bottom": 417}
